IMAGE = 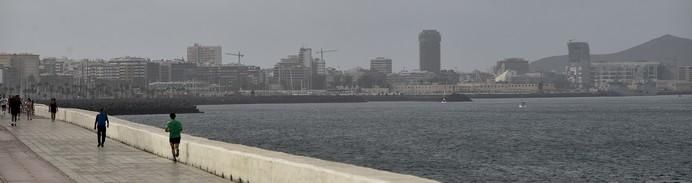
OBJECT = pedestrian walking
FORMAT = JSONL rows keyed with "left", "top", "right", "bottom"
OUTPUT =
{"left": 165, "top": 113, "right": 182, "bottom": 162}
{"left": 9, "top": 95, "right": 21, "bottom": 126}
{"left": 49, "top": 98, "right": 58, "bottom": 122}
{"left": 94, "top": 108, "right": 109, "bottom": 147}
{"left": 25, "top": 98, "right": 34, "bottom": 120}
{"left": 1, "top": 95, "right": 7, "bottom": 118}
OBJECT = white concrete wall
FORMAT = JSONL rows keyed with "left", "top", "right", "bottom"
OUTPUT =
{"left": 34, "top": 105, "right": 439, "bottom": 183}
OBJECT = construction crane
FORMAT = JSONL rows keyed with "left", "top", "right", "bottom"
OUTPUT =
{"left": 225, "top": 51, "right": 245, "bottom": 64}
{"left": 315, "top": 49, "right": 337, "bottom": 62}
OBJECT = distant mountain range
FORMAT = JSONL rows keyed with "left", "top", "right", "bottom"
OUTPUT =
{"left": 530, "top": 35, "right": 692, "bottom": 75}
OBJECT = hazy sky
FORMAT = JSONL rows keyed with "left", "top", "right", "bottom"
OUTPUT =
{"left": 1, "top": 0, "right": 691, "bottom": 72}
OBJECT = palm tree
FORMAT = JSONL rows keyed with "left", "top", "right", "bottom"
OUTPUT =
{"left": 40, "top": 82, "right": 48, "bottom": 99}
{"left": 114, "top": 87, "right": 121, "bottom": 99}
{"left": 104, "top": 86, "right": 113, "bottom": 98}
{"left": 48, "top": 84, "right": 55, "bottom": 99}
{"left": 71, "top": 84, "right": 79, "bottom": 99}
{"left": 30, "top": 84, "right": 37, "bottom": 97}
{"left": 121, "top": 84, "right": 128, "bottom": 98}
{"left": 55, "top": 85, "right": 65, "bottom": 99}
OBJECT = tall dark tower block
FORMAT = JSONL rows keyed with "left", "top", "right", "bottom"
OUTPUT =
{"left": 419, "top": 30, "right": 441, "bottom": 73}
{"left": 566, "top": 41, "right": 592, "bottom": 90}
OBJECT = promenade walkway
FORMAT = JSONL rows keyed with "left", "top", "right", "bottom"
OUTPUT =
{"left": 0, "top": 123, "right": 71, "bottom": 183}
{"left": 2, "top": 117, "right": 228, "bottom": 183}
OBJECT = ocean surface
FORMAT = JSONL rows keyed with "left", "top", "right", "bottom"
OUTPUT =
{"left": 118, "top": 96, "right": 692, "bottom": 182}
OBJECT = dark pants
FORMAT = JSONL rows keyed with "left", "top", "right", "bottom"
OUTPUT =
{"left": 97, "top": 126, "right": 106, "bottom": 145}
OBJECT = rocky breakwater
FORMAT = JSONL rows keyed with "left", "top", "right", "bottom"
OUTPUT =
{"left": 363, "top": 93, "right": 472, "bottom": 102}
{"left": 37, "top": 98, "right": 201, "bottom": 115}
{"left": 37, "top": 95, "right": 366, "bottom": 115}
{"left": 186, "top": 95, "right": 367, "bottom": 105}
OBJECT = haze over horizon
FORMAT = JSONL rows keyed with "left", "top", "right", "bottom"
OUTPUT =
{"left": 1, "top": 0, "right": 691, "bottom": 72}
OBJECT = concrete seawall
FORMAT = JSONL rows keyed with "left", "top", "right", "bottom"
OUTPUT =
{"left": 34, "top": 105, "right": 438, "bottom": 183}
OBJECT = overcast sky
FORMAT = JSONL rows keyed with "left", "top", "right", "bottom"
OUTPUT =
{"left": 1, "top": 0, "right": 691, "bottom": 72}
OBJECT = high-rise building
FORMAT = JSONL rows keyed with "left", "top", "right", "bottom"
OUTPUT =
{"left": 298, "top": 48, "right": 314, "bottom": 89}
{"left": 419, "top": 30, "right": 441, "bottom": 73}
{"left": 566, "top": 41, "right": 592, "bottom": 90}
{"left": 0, "top": 54, "right": 40, "bottom": 88}
{"left": 145, "top": 62, "right": 161, "bottom": 83}
{"left": 313, "top": 58, "right": 326, "bottom": 75}
{"left": 311, "top": 58, "right": 327, "bottom": 89}
{"left": 151, "top": 58, "right": 185, "bottom": 82}
{"left": 274, "top": 55, "right": 309, "bottom": 90}
{"left": 679, "top": 66, "right": 692, "bottom": 82}
{"left": 159, "top": 63, "right": 171, "bottom": 82}
{"left": 74, "top": 59, "right": 108, "bottom": 82}
{"left": 73, "top": 57, "right": 152, "bottom": 87}
{"left": 108, "top": 57, "right": 148, "bottom": 81}
{"left": 40, "top": 57, "right": 66, "bottom": 75}
{"left": 187, "top": 43, "right": 222, "bottom": 66}
{"left": 196, "top": 64, "right": 261, "bottom": 89}
{"left": 169, "top": 63, "right": 198, "bottom": 82}
{"left": 298, "top": 48, "right": 313, "bottom": 68}
{"left": 370, "top": 57, "right": 392, "bottom": 74}
{"left": 0, "top": 55, "right": 12, "bottom": 68}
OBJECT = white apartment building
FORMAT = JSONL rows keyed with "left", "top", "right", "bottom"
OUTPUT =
{"left": 391, "top": 83, "right": 555, "bottom": 95}
{"left": 679, "top": 65, "right": 692, "bottom": 82}
{"left": 187, "top": 43, "right": 222, "bottom": 66}
{"left": 370, "top": 57, "right": 392, "bottom": 74}
{"left": 0, "top": 53, "right": 41, "bottom": 87}
{"left": 591, "top": 61, "right": 660, "bottom": 90}
{"left": 77, "top": 57, "right": 149, "bottom": 81}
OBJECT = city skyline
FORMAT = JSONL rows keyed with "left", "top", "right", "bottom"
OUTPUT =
{"left": 2, "top": 0, "right": 692, "bottom": 72}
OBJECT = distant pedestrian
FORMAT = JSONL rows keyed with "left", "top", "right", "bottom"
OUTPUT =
{"left": 9, "top": 95, "right": 21, "bottom": 126}
{"left": 49, "top": 98, "right": 58, "bottom": 122}
{"left": 94, "top": 108, "right": 109, "bottom": 147}
{"left": 25, "top": 98, "right": 34, "bottom": 120}
{"left": 165, "top": 113, "right": 182, "bottom": 162}
{"left": 1, "top": 95, "right": 7, "bottom": 118}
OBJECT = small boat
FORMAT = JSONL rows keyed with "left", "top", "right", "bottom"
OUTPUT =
{"left": 441, "top": 97, "right": 447, "bottom": 104}
{"left": 518, "top": 101, "right": 527, "bottom": 109}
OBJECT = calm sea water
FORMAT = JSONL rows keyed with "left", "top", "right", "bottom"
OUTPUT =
{"left": 119, "top": 96, "right": 692, "bottom": 182}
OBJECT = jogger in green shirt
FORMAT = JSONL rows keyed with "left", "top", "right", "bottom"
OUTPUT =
{"left": 165, "top": 113, "right": 182, "bottom": 162}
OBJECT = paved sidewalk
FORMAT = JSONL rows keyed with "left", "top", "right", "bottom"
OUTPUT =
{"left": 0, "top": 123, "right": 72, "bottom": 183}
{"left": 3, "top": 117, "right": 229, "bottom": 183}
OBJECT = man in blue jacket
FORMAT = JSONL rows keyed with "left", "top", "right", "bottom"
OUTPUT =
{"left": 94, "top": 108, "right": 109, "bottom": 148}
